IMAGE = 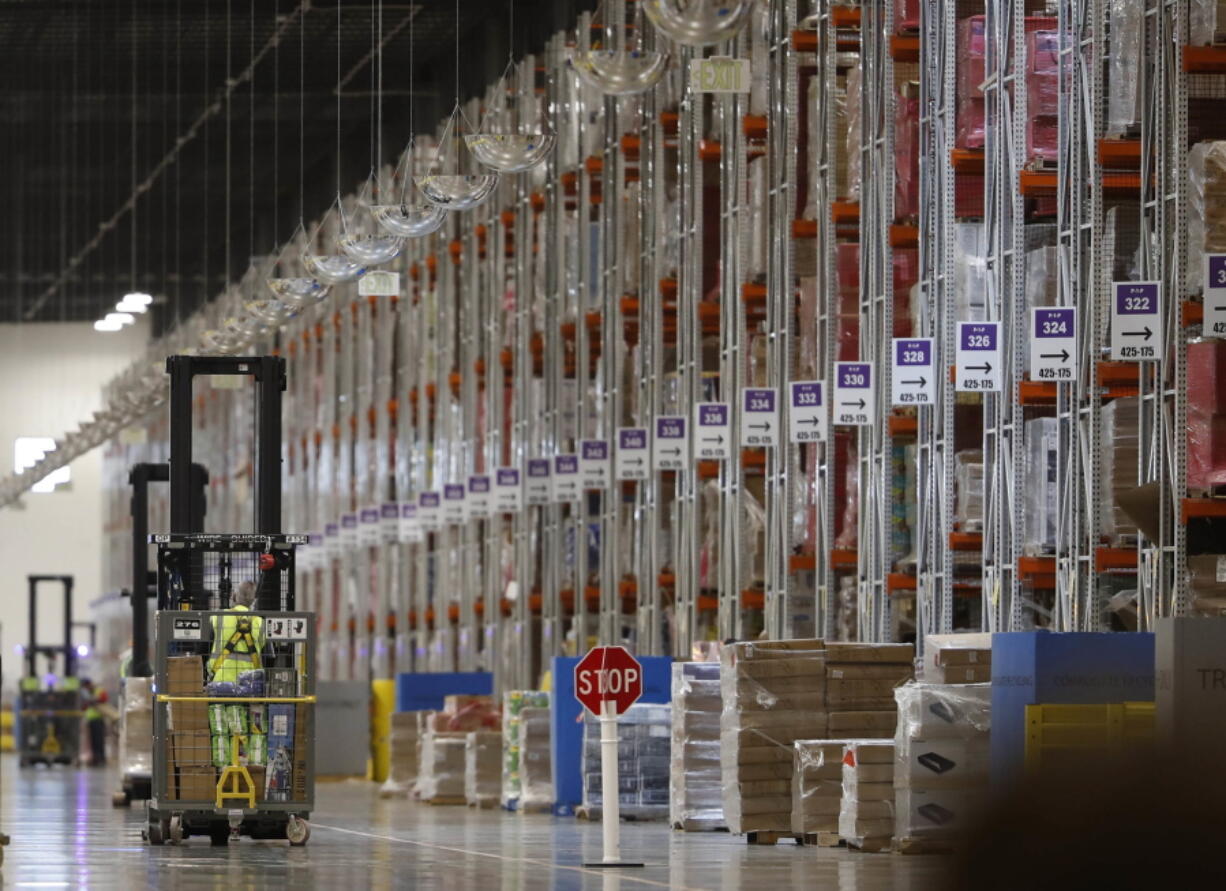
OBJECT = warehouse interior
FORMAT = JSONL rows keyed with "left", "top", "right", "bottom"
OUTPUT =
{"left": 2, "top": 0, "right": 1226, "bottom": 886}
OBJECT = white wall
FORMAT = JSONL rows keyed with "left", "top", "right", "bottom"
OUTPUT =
{"left": 0, "top": 321, "right": 147, "bottom": 690}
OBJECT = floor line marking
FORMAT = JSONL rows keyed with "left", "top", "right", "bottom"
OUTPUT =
{"left": 312, "top": 822, "right": 697, "bottom": 890}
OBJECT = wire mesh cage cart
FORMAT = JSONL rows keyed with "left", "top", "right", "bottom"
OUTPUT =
{"left": 146, "top": 533, "right": 313, "bottom": 846}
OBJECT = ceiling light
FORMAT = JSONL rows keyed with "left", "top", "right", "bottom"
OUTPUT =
{"left": 116, "top": 294, "right": 150, "bottom": 313}
{"left": 94, "top": 318, "right": 123, "bottom": 332}
{"left": 105, "top": 312, "right": 136, "bottom": 326}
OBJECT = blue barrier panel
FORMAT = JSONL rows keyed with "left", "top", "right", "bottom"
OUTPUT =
{"left": 991, "top": 631, "right": 1154, "bottom": 788}
{"left": 395, "top": 671, "right": 494, "bottom": 712}
{"left": 550, "top": 655, "right": 673, "bottom": 813}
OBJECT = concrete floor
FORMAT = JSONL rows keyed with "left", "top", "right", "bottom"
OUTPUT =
{"left": 0, "top": 756, "right": 953, "bottom": 889}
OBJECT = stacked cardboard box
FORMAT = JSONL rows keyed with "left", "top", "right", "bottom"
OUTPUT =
{"left": 380, "top": 711, "right": 424, "bottom": 798}
{"left": 839, "top": 741, "right": 896, "bottom": 852}
{"left": 465, "top": 730, "right": 502, "bottom": 807}
{"left": 582, "top": 703, "right": 671, "bottom": 820}
{"left": 418, "top": 732, "right": 468, "bottom": 802}
{"left": 1101, "top": 397, "right": 1141, "bottom": 543}
{"left": 929, "top": 648, "right": 991, "bottom": 685}
{"left": 825, "top": 643, "right": 914, "bottom": 740}
{"left": 893, "top": 683, "right": 991, "bottom": 850}
{"left": 502, "top": 691, "right": 550, "bottom": 807}
{"left": 719, "top": 640, "right": 827, "bottom": 835}
{"left": 120, "top": 676, "right": 153, "bottom": 779}
{"left": 519, "top": 706, "right": 554, "bottom": 811}
{"left": 670, "top": 662, "right": 725, "bottom": 831}
{"left": 791, "top": 740, "right": 844, "bottom": 837}
{"left": 1188, "top": 555, "right": 1226, "bottom": 614}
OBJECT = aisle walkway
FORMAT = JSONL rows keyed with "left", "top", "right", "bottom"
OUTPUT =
{"left": 0, "top": 755, "right": 951, "bottom": 889}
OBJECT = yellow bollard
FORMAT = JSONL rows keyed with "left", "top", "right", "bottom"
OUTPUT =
{"left": 368, "top": 679, "right": 395, "bottom": 782}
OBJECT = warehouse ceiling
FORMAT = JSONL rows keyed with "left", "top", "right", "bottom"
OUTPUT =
{"left": 0, "top": 0, "right": 589, "bottom": 333}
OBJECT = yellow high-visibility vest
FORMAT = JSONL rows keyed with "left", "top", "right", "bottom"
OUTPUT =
{"left": 209, "top": 606, "right": 266, "bottom": 682}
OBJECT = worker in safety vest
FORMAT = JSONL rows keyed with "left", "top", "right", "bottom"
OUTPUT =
{"left": 209, "top": 581, "right": 266, "bottom": 683}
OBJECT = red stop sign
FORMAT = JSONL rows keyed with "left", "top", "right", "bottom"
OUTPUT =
{"left": 574, "top": 646, "right": 643, "bottom": 717}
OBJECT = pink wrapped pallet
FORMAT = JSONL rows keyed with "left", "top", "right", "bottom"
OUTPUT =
{"left": 1188, "top": 340, "right": 1226, "bottom": 490}
{"left": 1026, "top": 31, "right": 1060, "bottom": 163}
{"left": 895, "top": 91, "right": 921, "bottom": 220}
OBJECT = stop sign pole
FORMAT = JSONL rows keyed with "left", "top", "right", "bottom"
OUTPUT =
{"left": 574, "top": 645, "right": 645, "bottom": 869}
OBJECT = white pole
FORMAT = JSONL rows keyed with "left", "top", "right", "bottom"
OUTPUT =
{"left": 600, "top": 698, "right": 621, "bottom": 863}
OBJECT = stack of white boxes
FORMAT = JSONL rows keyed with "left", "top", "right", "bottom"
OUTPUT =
{"left": 582, "top": 703, "right": 671, "bottom": 820}
{"left": 839, "top": 741, "right": 897, "bottom": 852}
{"left": 893, "top": 682, "right": 992, "bottom": 851}
{"left": 379, "top": 711, "right": 423, "bottom": 799}
{"left": 670, "top": 662, "right": 725, "bottom": 830}
{"left": 518, "top": 706, "right": 554, "bottom": 813}
{"left": 720, "top": 640, "right": 828, "bottom": 835}
{"left": 464, "top": 731, "right": 502, "bottom": 808}
{"left": 791, "top": 740, "right": 845, "bottom": 839}
{"left": 826, "top": 643, "right": 915, "bottom": 740}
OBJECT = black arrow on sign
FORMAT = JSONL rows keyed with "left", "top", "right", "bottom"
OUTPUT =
{"left": 748, "top": 422, "right": 771, "bottom": 431}
{"left": 702, "top": 434, "right": 725, "bottom": 444}
{"left": 1122, "top": 327, "right": 1153, "bottom": 340}
{"left": 625, "top": 458, "right": 644, "bottom": 465}
{"left": 798, "top": 417, "right": 821, "bottom": 426}
{"left": 901, "top": 377, "right": 928, "bottom": 388}
{"left": 661, "top": 447, "right": 682, "bottom": 456}
{"left": 1040, "top": 350, "right": 1071, "bottom": 363}
{"left": 966, "top": 362, "right": 992, "bottom": 374}
{"left": 841, "top": 399, "right": 867, "bottom": 410}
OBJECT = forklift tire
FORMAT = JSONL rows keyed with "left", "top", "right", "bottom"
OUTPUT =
{"left": 147, "top": 817, "right": 167, "bottom": 846}
{"left": 209, "top": 823, "right": 230, "bottom": 847}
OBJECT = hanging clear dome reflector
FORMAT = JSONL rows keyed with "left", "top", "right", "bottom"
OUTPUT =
{"left": 373, "top": 141, "right": 448, "bottom": 236}
{"left": 642, "top": 0, "right": 753, "bottom": 47}
{"left": 414, "top": 105, "right": 499, "bottom": 210}
{"left": 339, "top": 177, "right": 406, "bottom": 265}
{"left": 569, "top": 1, "right": 667, "bottom": 96}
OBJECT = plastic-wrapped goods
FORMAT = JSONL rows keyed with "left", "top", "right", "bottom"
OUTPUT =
{"left": 834, "top": 431, "right": 858, "bottom": 549}
{"left": 837, "top": 576, "right": 859, "bottom": 643}
{"left": 417, "top": 731, "right": 467, "bottom": 802}
{"left": 582, "top": 703, "right": 671, "bottom": 820}
{"left": 1024, "top": 417, "right": 1059, "bottom": 554}
{"left": 927, "top": 641, "right": 992, "bottom": 685}
{"left": 747, "top": 158, "right": 769, "bottom": 281}
{"left": 1188, "top": 555, "right": 1226, "bottom": 614}
{"left": 1026, "top": 31, "right": 1060, "bottom": 163}
{"left": 791, "top": 740, "right": 845, "bottom": 836}
{"left": 798, "top": 277, "right": 819, "bottom": 381}
{"left": 895, "top": 0, "right": 920, "bottom": 32}
{"left": 1188, "top": 142, "right": 1226, "bottom": 296}
{"left": 826, "top": 643, "right": 915, "bottom": 740}
{"left": 954, "top": 223, "right": 988, "bottom": 321}
{"left": 1107, "top": 0, "right": 1143, "bottom": 137}
{"left": 120, "top": 676, "right": 153, "bottom": 779}
{"left": 839, "top": 741, "right": 896, "bottom": 851}
{"left": 519, "top": 706, "right": 554, "bottom": 811}
{"left": 846, "top": 64, "right": 862, "bottom": 200}
{"left": 895, "top": 85, "right": 920, "bottom": 221}
{"left": 1101, "top": 398, "right": 1140, "bottom": 543}
{"left": 893, "top": 683, "right": 991, "bottom": 848}
{"left": 377, "top": 710, "right": 426, "bottom": 803}
{"left": 955, "top": 16, "right": 986, "bottom": 149}
{"left": 670, "top": 662, "right": 726, "bottom": 831}
{"left": 1190, "top": 0, "right": 1226, "bottom": 45}
{"left": 954, "top": 450, "right": 984, "bottom": 532}
{"left": 1188, "top": 340, "right": 1226, "bottom": 492}
{"left": 719, "top": 640, "right": 828, "bottom": 835}
{"left": 464, "top": 731, "right": 502, "bottom": 807}
{"left": 1025, "top": 245, "right": 1059, "bottom": 311}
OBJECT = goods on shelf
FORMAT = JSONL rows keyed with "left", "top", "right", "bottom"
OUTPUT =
{"left": 954, "top": 224, "right": 988, "bottom": 321}
{"left": 927, "top": 641, "right": 992, "bottom": 686}
{"left": 1190, "top": 0, "right": 1226, "bottom": 45}
{"left": 956, "top": 16, "right": 987, "bottom": 149}
{"left": 719, "top": 640, "right": 827, "bottom": 835}
{"left": 1024, "top": 417, "right": 1060, "bottom": 555}
{"left": 1107, "top": 0, "right": 1143, "bottom": 136}
{"left": 502, "top": 691, "right": 550, "bottom": 807}
{"left": 895, "top": 83, "right": 920, "bottom": 221}
{"left": 670, "top": 661, "right": 725, "bottom": 831}
{"left": 791, "top": 740, "right": 844, "bottom": 836}
{"left": 1025, "top": 30, "right": 1060, "bottom": 163}
{"left": 582, "top": 703, "right": 671, "bottom": 820}
{"left": 954, "top": 450, "right": 984, "bottom": 533}
{"left": 846, "top": 64, "right": 862, "bottom": 199}
{"left": 1024, "top": 245, "right": 1059, "bottom": 312}
{"left": 839, "top": 741, "right": 896, "bottom": 851}
{"left": 418, "top": 732, "right": 467, "bottom": 803}
{"left": 1188, "top": 340, "right": 1226, "bottom": 492}
{"left": 464, "top": 731, "right": 502, "bottom": 808}
{"left": 1101, "top": 398, "right": 1141, "bottom": 543}
{"left": 826, "top": 643, "right": 915, "bottom": 741}
{"left": 893, "top": 683, "right": 991, "bottom": 848}
{"left": 519, "top": 706, "right": 554, "bottom": 811}
{"left": 380, "top": 711, "right": 424, "bottom": 798}
{"left": 1188, "top": 555, "right": 1226, "bottom": 614}
{"left": 1189, "top": 142, "right": 1226, "bottom": 295}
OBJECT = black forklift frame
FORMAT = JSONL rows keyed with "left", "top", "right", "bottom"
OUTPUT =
{"left": 27, "top": 575, "right": 75, "bottom": 679}
{"left": 166, "top": 354, "right": 286, "bottom": 609}
{"left": 128, "top": 461, "right": 207, "bottom": 678}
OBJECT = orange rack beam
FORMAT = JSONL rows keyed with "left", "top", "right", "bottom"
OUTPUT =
{"left": 890, "top": 35, "right": 919, "bottom": 62}
{"left": 1184, "top": 300, "right": 1204, "bottom": 329}
{"left": 1096, "top": 547, "right": 1138, "bottom": 572}
{"left": 951, "top": 148, "right": 985, "bottom": 174}
{"left": 1183, "top": 498, "right": 1226, "bottom": 523}
{"left": 831, "top": 548, "right": 858, "bottom": 570}
{"left": 1098, "top": 139, "right": 1141, "bottom": 170}
{"left": 792, "top": 218, "right": 818, "bottom": 239}
{"left": 832, "top": 6, "right": 861, "bottom": 27}
{"left": 741, "top": 590, "right": 766, "bottom": 609}
{"left": 889, "top": 414, "right": 919, "bottom": 437}
{"left": 792, "top": 29, "right": 818, "bottom": 53}
{"left": 789, "top": 554, "right": 817, "bottom": 572}
{"left": 1018, "top": 556, "right": 1057, "bottom": 589}
{"left": 1184, "top": 45, "right": 1226, "bottom": 72}
{"left": 950, "top": 531, "right": 983, "bottom": 551}
{"left": 1019, "top": 381, "right": 1060, "bottom": 405}
{"left": 888, "top": 573, "right": 918, "bottom": 593}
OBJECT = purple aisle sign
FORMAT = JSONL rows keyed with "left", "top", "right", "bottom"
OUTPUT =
{"left": 580, "top": 440, "right": 611, "bottom": 490}
{"left": 1030, "top": 307, "right": 1077, "bottom": 381}
{"left": 955, "top": 322, "right": 1001, "bottom": 392}
{"left": 788, "top": 381, "right": 827, "bottom": 443}
{"left": 653, "top": 416, "right": 689, "bottom": 471}
{"left": 833, "top": 362, "right": 875, "bottom": 426}
{"left": 616, "top": 427, "right": 650, "bottom": 481}
{"left": 443, "top": 483, "right": 466, "bottom": 525}
{"left": 694, "top": 403, "right": 732, "bottom": 460}
{"left": 890, "top": 338, "right": 935, "bottom": 406}
{"left": 494, "top": 467, "right": 523, "bottom": 513}
{"left": 1204, "top": 255, "right": 1226, "bottom": 338}
{"left": 741, "top": 388, "right": 779, "bottom": 448}
{"left": 468, "top": 475, "right": 492, "bottom": 519}
{"left": 553, "top": 454, "right": 580, "bottom": 503}
{"left": 418, "top": 491, "right": 441, "bottom": 530}
{"left": 1111, "top": 281, "right": 1162, "bottom": 361}
{"left": 525, "top": 459, "right": 551, "bottom": 506}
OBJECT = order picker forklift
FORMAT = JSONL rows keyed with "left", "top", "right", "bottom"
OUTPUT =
{"left": 145, "top": 355, "right": 313, "bottom": 846}
{"left": 112, "top": 461, "right": 207, "bottom": 807}
{"left": 17, "top": 575, "right": 82, "bottom": 768}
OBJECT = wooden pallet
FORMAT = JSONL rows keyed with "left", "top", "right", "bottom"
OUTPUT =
{"left": 847, "top": 837, "right": 892, "bottom": 854}
{"left": 807, "top": 832, "right": 843, "bottom": 848}
{"left": 671, "top": 819, "right": 729, "bottom": 833}
{"left": 517, "top": 801, "right": 553, "bottom": 815}
{"left": 745, "top": 831, "right": 807, "bottom": 846}
{"left": 424, "top": 796, "right": 467, "bottom": 806}
{"left": 467, "top": 797, "right": 499, "bottom": 809}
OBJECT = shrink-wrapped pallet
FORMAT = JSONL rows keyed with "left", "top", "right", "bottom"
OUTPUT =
{"left": 1101, "top": 398, "right": 1140, "bottom": 543}
{"left": 670, "top": 662, "right": 725, "bottom": 830}
{"left": 120, "top": 676, "right": 153, "bottom": 779}
{"left": 791, "top": 740, "right": 844, "bottom": 836}
{"left": 519, "top": 706, "right": 554, "bottom": 811}
{"left": 464, "top": 730, "right": 502, "bottom": 807}
{"left": 839, "top": 741, "right": 897, "bottom": 851}
{"left": 719, "top": 640, "right": 827, "bottom": 835}
{"left": 502, "top": 690, "right": 550, "bottom": 807}
{"left": 825, "top": 643, "right": 915, "bottom": 741}
{"left": 417, "top": 731, "right": 467, "bottom": 803}
{"left": 379, "top": 711, "right": 424, "bottom": 799}
{"left": 583, "top": 703, "right": 671, "bottom": 820}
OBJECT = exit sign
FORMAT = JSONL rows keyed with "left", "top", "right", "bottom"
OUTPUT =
{"left": 689, "top": 57, "right": 751, "bottom": 94}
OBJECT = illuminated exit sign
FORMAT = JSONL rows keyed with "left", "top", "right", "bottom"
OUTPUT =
{"left": 689, "top": 57, "right": 750, "bottom": 94}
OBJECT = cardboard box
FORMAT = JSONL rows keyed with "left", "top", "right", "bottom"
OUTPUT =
{"left": 825, "top": 643, "right": 915, "bottom": 664}
{"left": 1156, "top": 617, "right": 1226, "bottom": 769}
{"left": 935, "top": 648, "right": 991, "bottom": 667}
{"left": 171, "top": 730, "right": 213, "bottom": 768}
{"left": 895, "top": 683, "right": 992, "bottom": 740}
{"left": 929, "top": 665, "right": 992, "bottom": 684}
{"left": 166, "top": 656, "right": 204, "bottom": 696}
{"left": 169, "top": 701, "right": 210, "bottom": 733}
{"left": 178, "top": 767, "right": 218, "bottom": 802}
{"left": 898, "top": 737, "right": 990, "bottom": 790}
{"left": 923, "top": 633, "right": 992, "bottom": 680}
{"left": 828, "top": 711, "right": 898, "bottom": 733}
{"left": 827, "top": 664, "right": 915, "bottom": 682}
{"left": 896, "top": 787, "right": 980, "bottom": 839}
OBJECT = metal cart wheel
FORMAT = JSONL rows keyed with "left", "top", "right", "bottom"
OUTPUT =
{"left": 168, "top": 815, "right": 184, "bottom": 844}
{"left": 286, "top": 816, "right": 310, "bottom": 846}
{"left": 146, "top": 815, "right": 168, "bottom": 846}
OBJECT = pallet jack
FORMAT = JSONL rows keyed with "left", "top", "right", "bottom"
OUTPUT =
{"left": 112, "top": 461, "right": 207, "bottom": 807}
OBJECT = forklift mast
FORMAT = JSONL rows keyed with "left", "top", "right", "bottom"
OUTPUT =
{"left": 27, "top": 575, "right": 74, "bottom": 679}
{"left": 128, "top": 462, "right": 207, "bottom": 678}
